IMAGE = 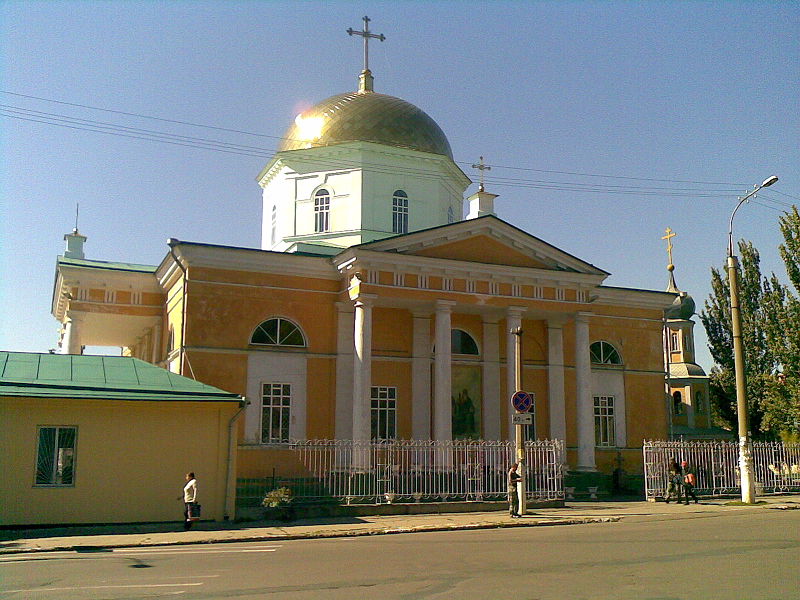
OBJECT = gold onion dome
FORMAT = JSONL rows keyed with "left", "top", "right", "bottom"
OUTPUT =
{"left": 279, "top": 77, "right": 453, "bottom": 159}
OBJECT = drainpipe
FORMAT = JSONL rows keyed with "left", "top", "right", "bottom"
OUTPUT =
{"left": 225, "top": 397, "right": 248, "bottom": 520}
{"left": 167, "top": 239, "right": 194, "bottom": 379}
{"left": 663, "top": 316, "right": 673, "bottom": 440}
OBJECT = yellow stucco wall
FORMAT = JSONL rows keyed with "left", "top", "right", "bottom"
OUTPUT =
{"left": 1, "top": 397, "right": 238, "bottom": 526}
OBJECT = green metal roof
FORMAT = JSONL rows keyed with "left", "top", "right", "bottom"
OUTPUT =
{"left": 57, "top": 256, "right": 157, "bottom": 274}
{"left": 0, "top": 352, "right": 242, "bottom": 403}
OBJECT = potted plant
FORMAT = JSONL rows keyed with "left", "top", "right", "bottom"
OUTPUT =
{"left": 262, "top": 487, "right": 294, "bottom": 521}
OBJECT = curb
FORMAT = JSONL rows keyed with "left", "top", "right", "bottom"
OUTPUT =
{"left": 0, "top": 516, "right": 619, "bottom": 556}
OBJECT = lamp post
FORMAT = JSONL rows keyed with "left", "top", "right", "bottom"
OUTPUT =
{"left": 727, "top": 174, "right": 778, "bottom": 503}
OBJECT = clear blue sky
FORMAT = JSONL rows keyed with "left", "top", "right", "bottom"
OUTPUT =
{"left": 1, "top": 1, "right": 798, "bottom": 371}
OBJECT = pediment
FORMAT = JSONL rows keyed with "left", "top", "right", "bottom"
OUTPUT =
{"left": 355, "top": 216, "right": 608, "bottom": 276}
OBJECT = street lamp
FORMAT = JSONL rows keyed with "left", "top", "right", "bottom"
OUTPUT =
{"left": 727, "top": 174, "right": 778, "bottom": 503}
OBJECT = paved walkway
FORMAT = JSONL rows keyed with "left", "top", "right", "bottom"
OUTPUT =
{"left": 2, "top": 495, "right": 797, "bottom": 555}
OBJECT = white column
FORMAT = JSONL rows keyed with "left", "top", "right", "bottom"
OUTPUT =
{"left": 482, "top": 316, "right": 501, "bottom": 440}
{"left": 505, "top": 307, "right": 525, "bottom": 440}
{"left": 61, "top": 313, "right": 83, "bottom": 355}
{"left": 352, "top": 297, "right": 373, "bottom": 443}
{"left": 412, "top": 312, "right": 432, "bottom": 439}
{"left": 335, "top": 302, "right": 355, "bottom": 440}
{"left": 433, "top": 300, "right": 455, "bottom": 441}
{"left": 151, "top": 322, "right": 162, "bottom": 364}
{"left": 575, "top": 313, "right": 596, "bottom": 471}
{"left": 547, "top": 320, "right": 566, "bottom": 442}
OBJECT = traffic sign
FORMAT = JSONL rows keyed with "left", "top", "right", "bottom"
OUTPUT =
{"left": 512, "top": 413, "right": 533, "bottom": 425}
{"left": 511, "top": 390, "right": 533, "bottom": 413}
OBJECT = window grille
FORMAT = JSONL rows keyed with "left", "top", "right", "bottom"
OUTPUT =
{"left": 673, "top": 391, "right": 684, "bottom": 415}
{"left": 392, "top": 190, "right": 409, "bottom": 234}
{"left": 262, "top": 383, "right": 291, "bottom": 443}
{"left": 35, "top": 426, "right": 76, "bottom": 485}
{"left": 451, "top": 329, "right": 479, "bottom": 355}
{"left": 314, "top": 189, "right": 330, "bottom": 233}
{"left": 251, "top": 318, "right": 306, "bottom": 347}
{"left": 371, "top": 386, "right": 397, "bottom": 440}
{"left": 589, "top": 341, "right": 622, "bottom": 365}
{"left": 593, "top": 396, "right": 615, "bottom": 447}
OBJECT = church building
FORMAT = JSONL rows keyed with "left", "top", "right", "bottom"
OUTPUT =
{"left": 50, "top": 23, "right": 696, "bottom": 485}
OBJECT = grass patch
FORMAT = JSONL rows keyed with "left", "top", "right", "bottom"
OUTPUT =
{"left": 724, "top": 500, "right": 768, "bottom": 506}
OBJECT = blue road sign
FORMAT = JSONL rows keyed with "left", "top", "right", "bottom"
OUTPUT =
{"left": 511, "top": 390, "right": 533, "bottom": 413}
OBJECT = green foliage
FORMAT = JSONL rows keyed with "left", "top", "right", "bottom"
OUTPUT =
{"left": 262, "top": 486, "right": 293, "bottom": 508}
{"left": 701, "top": 212, "right": 800, "bottom": 440}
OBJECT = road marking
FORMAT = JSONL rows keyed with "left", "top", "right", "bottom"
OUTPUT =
{"left": 1, "top": 582, "right": 203, "bottom": 593}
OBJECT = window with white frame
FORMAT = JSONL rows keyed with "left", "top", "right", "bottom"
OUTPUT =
{"left": 590, "top": 341, "right": 622, "bottom": 365}
{"left": 261, "top": 383, "right": 291, "bottom": 443}
{"left": 670, "top": 331, "right": 680, "bottom": 352}
{"left": 314, "top": 189, "right": 330, "bottom": 233}
{"left": 35, "top": 426, "right": 77, "bottom": 486}
{"left": 392, "top": 190, "right": 409, "bottom": 234}
{"left": 250, "top": 318, "right": 306, "bottom": 347}
{"left": 371, "top": 386, "right": 397, "bottom": 440}
{"left": 695, "top": 390, "right": 705, "bottom": 414}
{"left": 594, "top": 396, "right": 616, "bottom": 447}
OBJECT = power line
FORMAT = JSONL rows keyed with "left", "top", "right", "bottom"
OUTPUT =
{"left": 1, "top": 91, "right": 793, "bottom": 206}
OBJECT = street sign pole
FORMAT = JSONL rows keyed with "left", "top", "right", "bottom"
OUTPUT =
{"left": 511, "top": 326, "right": 525, "bottom": 516}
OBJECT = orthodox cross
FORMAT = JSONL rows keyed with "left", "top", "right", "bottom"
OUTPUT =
{"left": 347, "top": 16, "right": 385, "bottom": 72}
{"left": 662, "top": 227, "right": 676, "bottom": 267}
{"left": 471, "top": 156, "right": 491, "bottom": 192}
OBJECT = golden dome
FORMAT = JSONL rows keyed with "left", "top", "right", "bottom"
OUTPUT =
{"left": 279, "top": 88, "right": 453, "bottom": 159}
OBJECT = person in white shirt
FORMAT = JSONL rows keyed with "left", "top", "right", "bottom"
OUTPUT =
{"left": 181, "top": 472, "right": 197, "bottom": 530}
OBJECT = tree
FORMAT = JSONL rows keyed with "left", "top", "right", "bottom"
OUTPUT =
{"left": 700, "top": 242, "right": 776, "bottom": 437}
{"left": 701, "top": 207, "right": 800, "bottom": 440}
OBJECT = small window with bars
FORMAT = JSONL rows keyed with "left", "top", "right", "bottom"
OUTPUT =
{"left": 593, "top": 396, "right": 615, "bottom": 447}
{"left": 35, "top": 426, "right": 77, "bottom": 486}
{"left": 371, "top": 386, "right": 397, "bottom": 440}
{"left": 262, "top": 383, "right": 291, "bottom": 443}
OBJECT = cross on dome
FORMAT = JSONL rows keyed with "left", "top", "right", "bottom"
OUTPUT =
{"left": 347, "top": 16, "right": 385, "bottom": 92}
{"left": 662, "top": 227, "right": 676, "bottom": 271}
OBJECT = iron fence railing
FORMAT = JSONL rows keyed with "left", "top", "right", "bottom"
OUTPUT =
{"left": 238, "top": 439, "right": 564, "bottom": 506}
{"left": 643, "top": 440, "right": 800, "bottom": 500}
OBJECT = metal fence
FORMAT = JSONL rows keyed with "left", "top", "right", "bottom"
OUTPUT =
{"left": 239, "top": 439, "right": 564, "bottom": 506}
{"left": 643, "top": 440, "right": 800, "bottom": 500}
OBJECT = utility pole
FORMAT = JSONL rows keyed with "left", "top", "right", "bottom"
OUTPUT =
{"left": 512, "top": 326, "right": 525, "bottom": 515}
{"left": 727, "top": 174, "right": 778, "bottom": 503}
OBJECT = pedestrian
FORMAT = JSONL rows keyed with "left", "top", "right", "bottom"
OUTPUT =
{"left": 179, "top": 472, "right": 198, "bottom": 530}
{"left": 508, "top": 463, "right": 522, "bottom": 518}
{"left": 665, "top": 459, "right": 684, "bottom": 504}
{"left": 681, "top": 460, "right": 699, "bottom": 504}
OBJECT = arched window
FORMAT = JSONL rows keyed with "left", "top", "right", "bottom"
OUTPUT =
{"left": 250, "top": 318, "right": 306, "bottom": 347}
{"left": 673, "top": 391, "right": 684, "bottom": 415}
{"left": 590, "top": 341, "right": 622, "bottom": 365}
{"left": 451, "top": 329, "right": 479, "bottom": 355}
{"left": 392, "top": 190, "right": 408, "bottom": 234}
{"left": 314, "top": 189, "right": 330, "bottom": 233}
{"left": 695, "top": 390, "right": 705, "bottom": 414}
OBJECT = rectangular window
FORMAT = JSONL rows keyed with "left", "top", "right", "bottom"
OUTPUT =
{"left": 371, "top": 386, "right": 397, "bottom": 440}
{"left": 35, "top": 426, "right": 77, "bottom": 485}
{"left": 392, "top": 196, "right": 409, "bottom": 234}
{"left": 314, "top": 196, "right": 330, "bottom": 233}
{"left": 261, "top": 383, "right": 291, "bottom": 443}
{"left": 670, "top": 331, "right": 680, "bottom": 352}
{"left": 593, "top": 396, "right": 616, "bottom": 447}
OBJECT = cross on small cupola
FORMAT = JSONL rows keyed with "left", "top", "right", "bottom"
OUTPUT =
{"left": 347, "top": 16, "right": 386, "bottom": 93}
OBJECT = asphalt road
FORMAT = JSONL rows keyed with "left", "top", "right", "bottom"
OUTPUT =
{"left": 1, "top": 509, "right": 798, "bottom": 599}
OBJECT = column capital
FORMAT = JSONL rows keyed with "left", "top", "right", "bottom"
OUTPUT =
{"left": 412, "top": 310, "right": 432, "bottom": 319}
{"left": 575, "top": 311, "right": 593, "bottom": 324}
{"left": 506, "top": 306, "right": 527, "bottom": 318}
{"left": 336, "top": 301, "right": 355, "bottom": 313}
{"left": 354, "top": 293, "right": 378, "bottom": 308}
{"left": 435, "top": 299, "right": 456, "bottom": 312}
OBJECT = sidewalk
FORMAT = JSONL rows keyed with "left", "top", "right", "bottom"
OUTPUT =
{"left": 2, "top": 495, "right": 797, "bottom": 555}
